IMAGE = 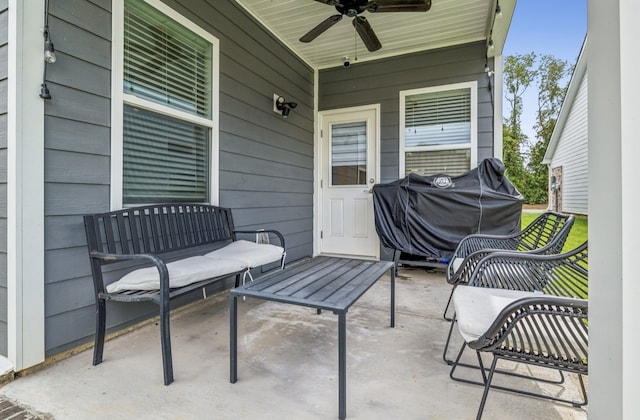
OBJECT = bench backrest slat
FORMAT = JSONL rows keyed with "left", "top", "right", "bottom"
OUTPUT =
{"left": 84, "top": 205, "right": 236, "bottom": 263}
{"left": 116, "top": 213, "right": 130, "bottom": 254}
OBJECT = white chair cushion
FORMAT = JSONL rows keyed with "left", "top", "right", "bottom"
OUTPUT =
{"left": 205, "top": 240, "right": 284, "bottom": 268}
{"left": 452, "top": 286, "right": 541, "bottom": 343}
{"left": 451, "top": 257, "right": 464, "bottom": 273}
{"left": 106, "top": 256, "right": 247, "bottom": 293}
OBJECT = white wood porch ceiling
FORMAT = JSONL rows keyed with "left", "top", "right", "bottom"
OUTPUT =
{"left": 235, "top": 0, "right": 504, "bottom": 69}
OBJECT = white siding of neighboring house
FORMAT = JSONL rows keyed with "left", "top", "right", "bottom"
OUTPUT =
{"left": 549, "top": 72, "right": 588, "bottom": 215}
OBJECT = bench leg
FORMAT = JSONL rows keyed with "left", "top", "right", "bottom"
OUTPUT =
{"left": 159, "top": 303, "right": 174, "bottom": 385}
{"left": 93, "top": 299, "right": 106, "bottom": 366}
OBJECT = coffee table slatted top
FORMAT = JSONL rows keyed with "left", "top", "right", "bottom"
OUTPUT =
{"left": 230, "top": 256, "right": 395, "bottom": 313}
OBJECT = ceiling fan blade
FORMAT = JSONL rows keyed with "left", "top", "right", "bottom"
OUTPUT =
{"left": 300, "top": 14, "right": 343, "bottom": 43}
{"left": 352, "top": 16, "right": 381, "bottom": 52}
{"left": 312, "top": 0, "right": 342, "bottom": 5}
{"left": 368, "top": 0, "right": 432, "bottom": 12}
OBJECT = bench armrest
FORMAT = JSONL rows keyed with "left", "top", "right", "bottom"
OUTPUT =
{"left": 90, "top": 251, "right": 170, "bottom": 297}
{"left": 234, "top": 229, "right": 285, "bottom": 249}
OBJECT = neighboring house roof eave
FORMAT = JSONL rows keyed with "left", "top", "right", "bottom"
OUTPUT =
{"left": 542, "top": 35, "right": 588, "bottom": 164}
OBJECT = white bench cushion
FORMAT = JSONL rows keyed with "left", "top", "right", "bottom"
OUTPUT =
{"left": 106, "top": 256, "right": 247, "bottom": 293}
{"left": 453, "top": 286, "right": 541, "bottom": 343}
{"left": 205, "top": 240, "right": 284, "bottom": 268}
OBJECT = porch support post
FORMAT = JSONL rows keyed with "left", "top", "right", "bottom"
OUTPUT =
{"left": 588, "top": 0, "right": 640, "bottom": 417}
{"left": 6, "top": 0, "right": 46, "bottom": 370}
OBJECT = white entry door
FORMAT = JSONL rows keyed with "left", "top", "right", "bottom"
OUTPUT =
{"left": 319, "top": 105, "right": 379, "bottom": 259}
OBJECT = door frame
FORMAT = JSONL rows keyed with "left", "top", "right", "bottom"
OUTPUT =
{"left": 314, "top": 104, "right": 381, "bottom": 259}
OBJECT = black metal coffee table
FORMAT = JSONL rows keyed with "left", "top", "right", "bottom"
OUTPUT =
{"left": 229, "top": 256, "right": 395, "bottom": 419}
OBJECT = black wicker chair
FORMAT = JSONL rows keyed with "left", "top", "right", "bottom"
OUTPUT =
{"left": 447, "top": 242, "right": 588, "bottom": 420}
{"left": 443, "top": 211, "right": 575, "bottom": 320}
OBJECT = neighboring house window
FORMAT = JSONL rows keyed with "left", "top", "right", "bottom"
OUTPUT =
{"left": 400, "top": 82, "right": 477, "bottom": 176}
{"left": 112, "top": 0, "right": 219, "bottom": 207}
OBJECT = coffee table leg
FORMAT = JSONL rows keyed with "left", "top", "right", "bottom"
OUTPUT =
{"left": 230, "top": 294, "right": 238, "bottom": 383}
{"left": 390, "top": 266, "right": 396, "bottom": 328}
{"left": 338, "top": 312, "right": 346, "bottom": 420}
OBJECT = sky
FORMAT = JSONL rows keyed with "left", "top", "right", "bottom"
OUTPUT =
{"left": 502, "top": 0, "right": 587, "bottom": 144}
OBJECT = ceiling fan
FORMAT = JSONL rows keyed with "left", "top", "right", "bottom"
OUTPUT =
{"left": 300, "top": 0, "right": 432, "bottom": 52}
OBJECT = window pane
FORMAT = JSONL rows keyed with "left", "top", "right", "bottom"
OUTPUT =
{"left": 405, "top": 88, "right": 470, "bottom": 147}
{"left": 124, "top": 0, "right": 212, "bottom": 117}
{"left": 405, "top": 149, "right": 470, "bottom": 176}
{"left": 123, "top": 105, "right": 209, "bottom": 204}
{"left": 331, "top": 121, "right": 366, "bottom": 185}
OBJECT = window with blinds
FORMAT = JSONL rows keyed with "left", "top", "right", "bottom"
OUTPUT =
{"left": 405, "top": 88, "right": 470, "bottom": 148}
{"left": 401, "top": 84, "right": 476, "bottom": 177}
{"left": 122, "top": 0, "right": 213, "bottom": 204}
{"left": 123, "top": 105, "right": 209, "bottom": 204}
{"left": 124, "top": 0, "right": 211, "bottom": 117}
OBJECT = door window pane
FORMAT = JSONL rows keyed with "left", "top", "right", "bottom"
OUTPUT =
{"left": 331, "top": 122, "right": 367, "bottom": 185}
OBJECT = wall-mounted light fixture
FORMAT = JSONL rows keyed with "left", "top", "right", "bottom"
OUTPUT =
{"left": 495, "top": 1, "right": 502, "bottom": 19}
{"left": 40, "top": 0, "right": 55, "bottom": 99}
{"left": 273, "top": 94, "right": 297, "bottom": 118}
{"left": 44, "top": 27, "right": 56, "bottom": 64}
{"left": 484, "top": 60, "right": 494, "bottom": 77}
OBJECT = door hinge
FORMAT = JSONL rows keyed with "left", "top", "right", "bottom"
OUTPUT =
{"left": 320, "top": 179, "right": 323, "bottom": 188}
{"left": 320, "top": 230, "right": 323, "bottom": 239}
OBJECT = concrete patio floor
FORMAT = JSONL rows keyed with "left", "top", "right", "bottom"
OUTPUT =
{"left": 0, "top": 266, "right": 587, "bottom": 419}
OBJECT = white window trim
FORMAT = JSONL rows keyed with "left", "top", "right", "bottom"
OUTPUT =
{"left": 399, "top": 81, "right": 478, "bottom": 177}
{"left": 111, "top": 0, "right": 220, "bottom": 209}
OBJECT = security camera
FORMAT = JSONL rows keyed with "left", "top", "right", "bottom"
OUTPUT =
{"left": 343, "top": 57, "right": 351, "bottom": 68}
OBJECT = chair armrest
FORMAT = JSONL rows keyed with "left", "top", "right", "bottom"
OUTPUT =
{"left": 468, "top": 295, "right": 588, "bottom": 368}
{"left": 452, "top": 234, "right": 521, "bottom": 260}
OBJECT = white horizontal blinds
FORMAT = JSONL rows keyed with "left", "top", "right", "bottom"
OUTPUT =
{"left": 123, "top": 105, "right": 209, "bottom": 203}
{"left": 124, "top": 0, "right": 211, "bottom": 117}
{"left": 331, "top": 121, "right": 367, "bottom": 185}
{"left": 122, "top": 0, "right": 213, "bottom": 205}
{"left": 405, "top": 149, "right": 470, "bottom": 176}
{"left": 405, "top": 88, "right": 470, "bottom": 147}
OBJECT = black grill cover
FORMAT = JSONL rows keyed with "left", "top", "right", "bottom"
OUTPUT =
{"left": 373, "top": 158, "right": 523, "bottom": 260}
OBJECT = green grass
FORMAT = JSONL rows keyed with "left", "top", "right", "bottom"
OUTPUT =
{"left": 521, "top": 211, "right": 588, "bottom": 252}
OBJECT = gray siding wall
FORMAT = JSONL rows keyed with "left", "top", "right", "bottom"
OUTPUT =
{"left": 0, "top": 0, "right": 8, "bottom": 356}
{"left": 550, "top": 72, "right": 588, "bottom": 215}
{"left": 319, "top": 41, "right": 495, "bottom": 184}
{"left": 41, "top": 0, "right": 314, "bottom": 356}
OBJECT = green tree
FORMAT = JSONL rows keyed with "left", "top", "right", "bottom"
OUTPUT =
{"left": 527, "top": 55, "right": 572, "bottom": 204}
{"left": 502, "top": 53, "right": 537, "bottom": 195}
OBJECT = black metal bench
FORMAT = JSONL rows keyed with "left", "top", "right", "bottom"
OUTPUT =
{"left": 83, "top": 204, "right": 286, "bottom": 385}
